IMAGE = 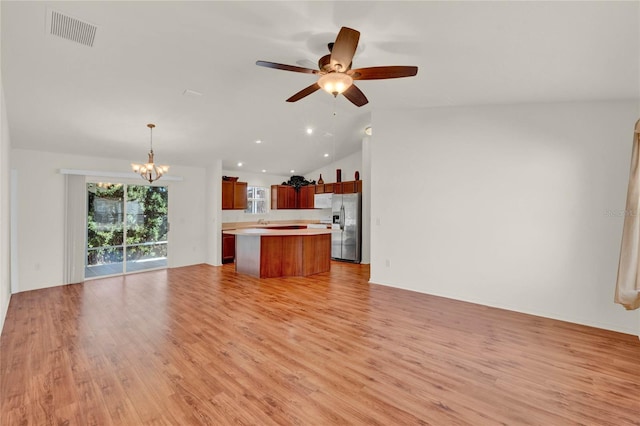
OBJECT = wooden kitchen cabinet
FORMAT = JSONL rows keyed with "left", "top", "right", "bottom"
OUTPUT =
{"left": 222, "top": 180, "right": 247, "bottom": 210}
{"left": 334, "top": 182, "right": 348, "bottom": 194}
{"left": 270, "top": 180, "right": 362, "bottom": 209}
{"left": 271, "top": 185, "right": 296, "bottom": 209}
{"left": 222, "top": 181, "right": 234, "bottom": 209}
{"left": 233, "top": 181, "right": 247, "bottom": 209}
{"left": 298, "top": 185, "right": 315, "bottom": 209}
{"left": 333, "top": 180, "right": 362, "bottom": 194}
{"left": 271, "top": 184, "right": 316, "bottom": 209}
{"left": 222, "top": 232, "right": 235, "bottom": 263}
{"left": 315, "top": 183, "right": 334, "bottom": 194}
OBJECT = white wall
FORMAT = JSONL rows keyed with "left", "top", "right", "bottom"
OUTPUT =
{"left": 205, "top": 160, "right": 222, "bottom": 266}
{"left": 361, "top": 136, "right": 371, "bottom": 264}
{"left": 166, "top": 165, "right": 208, "bottom": 269}
{"left": 11, "top": 149, "right": 208, "bottom": 292}
{"left": 0, "top": 84, "right": 11, "bottom": 331}
{"left": 308, "top": 150, "right": 362, "bottom": 186}
{"left": 371, "top": 100, "right": 640, "bottom": 335}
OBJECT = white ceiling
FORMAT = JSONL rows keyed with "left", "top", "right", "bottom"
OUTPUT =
{"left": 2, "top": 1, "right": 638, "bottom": 176}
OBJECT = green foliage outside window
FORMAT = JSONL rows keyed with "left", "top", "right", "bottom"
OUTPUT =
{"left": 87, "top": 184, "right": 168, "bottom": 266}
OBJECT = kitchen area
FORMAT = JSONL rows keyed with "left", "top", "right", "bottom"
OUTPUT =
{"left": 221, "top": 169, "right": 364, "bottom": 278}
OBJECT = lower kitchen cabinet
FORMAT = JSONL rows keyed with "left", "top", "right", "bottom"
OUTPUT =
{"left": 222, "top": 232, "right": 235, "bottom": 263}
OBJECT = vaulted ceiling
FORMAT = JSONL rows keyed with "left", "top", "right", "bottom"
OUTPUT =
{"left": 2, "top": 1, "right": 638, "bottom": 176}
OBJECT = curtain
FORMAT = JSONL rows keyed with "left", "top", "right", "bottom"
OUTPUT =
{"left": 63, "top": 174, "right": 86, "bottom": 284}
{"left": 615, "top": 118, "right": 640, "bottom": 310}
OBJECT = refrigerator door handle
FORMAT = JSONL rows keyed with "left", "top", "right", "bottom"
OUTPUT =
{"left": 340, "top": 205, "right": 345, "bottom": 230}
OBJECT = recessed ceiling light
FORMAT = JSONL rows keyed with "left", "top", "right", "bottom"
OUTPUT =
{"left": 290, "top": 169, "right": 295, "bottom": 173}
{"left": 306, "top": 128, "right": 313, "bottom": 135}
{"left": 262, "top": 169, "right": 266, "bottom": 173}
{"left": 237, "top": 162, "right": 243, "bottom": 167}
{"left": 255, "top": 140, "right": 262, "bottom": 144}
{"left": 324, "top": 153, "right": 329, "bottom": 157}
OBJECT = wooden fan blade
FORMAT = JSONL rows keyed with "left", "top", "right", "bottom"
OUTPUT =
{"left": 342, "top": 84, "right": 368, "bottom": 107}
{"left": 286, "top": 83, "right": 321, "bottom": 102}
{"left": 330, "top": 27, "right": 360, "bottom": 71}
{"left": 350, "top": 66, "right": 418, "bottom": 80}
{"left": 256, "top": 60, "right": 318, "bottom": 74}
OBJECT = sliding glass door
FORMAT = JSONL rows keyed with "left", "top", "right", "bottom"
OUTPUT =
{"left": 86, "top": 183, "right": 168, "bottom": 278}
{"left": 125, "top": 185, "right": 168, "bottom": 273}
{"left": 86, "top": 183, "right": 124, "bottom": 277}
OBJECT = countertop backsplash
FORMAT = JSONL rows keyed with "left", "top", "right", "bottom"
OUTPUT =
{"left": 221, "top": 207, "right": 331, "bottom": 224}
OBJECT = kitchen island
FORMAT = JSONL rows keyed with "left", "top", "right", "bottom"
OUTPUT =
{"left": 223, "top": 228, "right": 333, "bottom": 278}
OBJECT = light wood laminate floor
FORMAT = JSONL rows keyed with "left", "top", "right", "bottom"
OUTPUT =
{"left": 1, "top": 262, "right": 639, "bottom": 425}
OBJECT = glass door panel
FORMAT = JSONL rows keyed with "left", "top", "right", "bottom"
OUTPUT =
{"left": 86, "top": 183, "right": 125, "bottom": 278}
{"left": 125, "top": 185, "right": 168, "bottom": 273}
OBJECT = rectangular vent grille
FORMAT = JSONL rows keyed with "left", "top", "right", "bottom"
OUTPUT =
{"left": 50, "top": 10, "right": 97, "bottom": 47}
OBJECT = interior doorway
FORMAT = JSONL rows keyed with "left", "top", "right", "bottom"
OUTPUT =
{"left": 85, "top": 182, "right": 168, "bottom": 279}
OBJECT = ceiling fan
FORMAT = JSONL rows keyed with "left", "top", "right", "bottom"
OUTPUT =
{"left": 256, "top": 27, "right": 418, "bottom": 107}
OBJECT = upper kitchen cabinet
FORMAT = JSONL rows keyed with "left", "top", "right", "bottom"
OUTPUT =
{"left": 271, "top": 185, "right": 296, "bottom": 209}
{"left": 271, "top": 184, "right": 315, "bottom": 209}
{"left": 271, "top": 179, "right": 361, "bottom": 209}
{"left": 315, "top": 183, "right": 334, "bottom": 194}
{"left": 298, "top": 185, "right": 315, "bottom": 209}
{"left": 316, "top": 180, "right": 361, "bottom": 194}
{"left": 334, "top": 180, "right": 362, "bottom": 194}
{"left": 234, "top": 181, "right": 248, "bottom": 209}
{"left": 222, "top": 179, "right": 248, "bottom": 210}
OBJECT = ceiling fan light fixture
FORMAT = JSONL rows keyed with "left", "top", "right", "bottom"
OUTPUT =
{"left": 318, "top": 72, "right": 353, "bottom": 96}
{"left": 256, "top": 27, "right": 417, "bottom": 107}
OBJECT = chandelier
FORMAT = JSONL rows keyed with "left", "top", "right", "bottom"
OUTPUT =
{"left": 131, "top": 123, "right": 169, "bottom": 183}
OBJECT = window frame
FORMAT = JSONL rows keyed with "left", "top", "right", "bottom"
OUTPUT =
{"left": 245, "top": 185, "right": 268, "bottom": 214}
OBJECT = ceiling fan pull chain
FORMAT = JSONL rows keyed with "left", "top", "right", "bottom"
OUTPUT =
{"left": 332, "top": 98, "right": 338, "bottom": 163}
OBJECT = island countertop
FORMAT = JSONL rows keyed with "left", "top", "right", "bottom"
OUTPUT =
{"left": 222, "top": 221, "right": 329, "bottom": 231}
{"left": 225, "top": 228, "right": 332, "bottom": 278}
{"left": 223, "top": 228, "right": 333, "bottom": 236}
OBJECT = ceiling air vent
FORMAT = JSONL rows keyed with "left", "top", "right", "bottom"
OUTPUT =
{"left": 48, "top": 9, "right": 97, "bottom": 47}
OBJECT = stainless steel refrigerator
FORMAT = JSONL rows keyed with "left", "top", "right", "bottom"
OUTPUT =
{"left": 331, "top": 192, "right": 362, "bottom": 263}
